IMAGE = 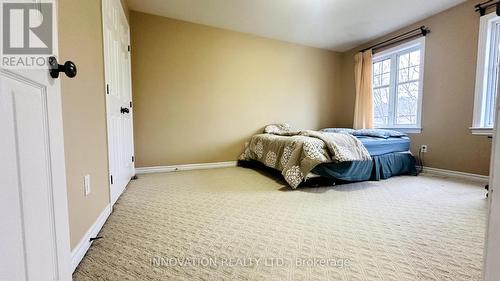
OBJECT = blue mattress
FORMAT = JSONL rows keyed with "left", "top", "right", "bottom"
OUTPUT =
{"left": 357, "top": 136, "right": 410, "bottom": 156}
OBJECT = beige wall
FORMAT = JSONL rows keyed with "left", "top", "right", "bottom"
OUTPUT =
{"left": 338, "top": 0, "right": 492, "bottom": 175}
{"left": 59, "top": 0, "right": 110, "bottom": 249}
{"left": 120, "top": 0, "right": 129, "bottom": 21}
{"left": 130, "top": 12, "right": 343, "bottom": 167}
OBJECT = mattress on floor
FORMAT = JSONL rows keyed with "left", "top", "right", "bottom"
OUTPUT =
{"left": 311, "top": 152, "right": 417, "bottom": 182}
{"left": 357, "top": 136, "right": 411, "bottom": 156}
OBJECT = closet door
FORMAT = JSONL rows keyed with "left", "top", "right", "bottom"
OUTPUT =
{"left": 102, "top": 0, "right": 135, "bottom": 206}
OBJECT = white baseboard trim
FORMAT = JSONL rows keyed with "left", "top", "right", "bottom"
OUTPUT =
{"left": 135, "top": 161, "right": 238, "bottom": 175}
{"left": 421, "top": 166, "right": 489, "bottom": 184}
{"left": 135, "top": 162, "right": 490, "bottom": 184}
{"left": 71, "top": 204, "right": 112, "bottom": 273}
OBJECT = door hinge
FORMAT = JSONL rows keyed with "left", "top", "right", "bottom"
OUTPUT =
{"left": 132, "top": 156, "right": 135, "bottom": 162}
{"left": 110, "top": 175, "right": 113, "bottom": 184}
{"left": 128, "top": 45, "right": 131, "bottom": 52}
{"left": 106, "top": 84, "right": 110, "bottom": 94}
{"left": 130, "top": 101, "right": 132, "bottom": 108}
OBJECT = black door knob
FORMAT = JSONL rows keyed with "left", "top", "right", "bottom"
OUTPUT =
{"left": 120, "top": 107, "right": 130, "bottom": 114}
{"left": 48, "top": 56, "right": 77, "bottom": 78}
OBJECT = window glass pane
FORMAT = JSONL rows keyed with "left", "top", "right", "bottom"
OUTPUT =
{"left": 373, "top": 59, "right": 391, "bottom": 89}
{"left": 485, "top": 64, "right": 498, "bottom": 127}
{"left": 373, "top": 75, "right": 381, "bottom": 87}
{"left": 399, "top": 53, "right": 410, "bottom": 68}
{"left": 398, "top": 50, "right": 420, "bottom": 83}
{"left": 409, "top": 66, "right": 420, "bottom": 81}
{"left": 373, "top": 61, "right": 382, "bottom": 75}
{"left": 382, "top": 60, "right": 391, "bottom": 73}
{"left": 381, "top": 73, "right": 390, "bottom": 86}
{"left": 398, "top": 67, "right": 409, "bottom": 83}
{"left": 409, "top": 50, "right": 420, "bottom": 67}
{"left": 373, "top": 87, "right": 390, "bottom": 127}
{"left": 485, "top": 23, "right": 500, "bottom": 127}
{"left": 396, "top": 82, "right": 419, "bottom": 125}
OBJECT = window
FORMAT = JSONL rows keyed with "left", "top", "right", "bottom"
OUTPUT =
{"left": 372, "top": 38, "right": 425, "bottom": 133}
{"left": 472, "top": 13, "right": 500, "bottom": 135}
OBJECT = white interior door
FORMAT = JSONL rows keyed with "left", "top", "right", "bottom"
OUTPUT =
{"left": 102, "top": 0, "right": 135, "bottom": 206}
{"left": 484, "top": 55, "right": 500, "bottom": 281}
{"left": 0, "top": 1, "right": 71, "bottom": 280}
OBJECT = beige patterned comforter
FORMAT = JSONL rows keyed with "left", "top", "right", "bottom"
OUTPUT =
{"left": 239, "top": 130, "right": 371, "bottom": 188}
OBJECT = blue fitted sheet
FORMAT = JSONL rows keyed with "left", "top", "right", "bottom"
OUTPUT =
{"left": 357, "top": 136, "right": 411, "bottom": 156}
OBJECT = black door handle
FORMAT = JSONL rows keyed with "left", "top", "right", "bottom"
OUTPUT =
{"left": 48, "top": 56, "right": 77, "bottom": 78}
{"left": 120, "top": 107, "right": 130, "bottom": 114}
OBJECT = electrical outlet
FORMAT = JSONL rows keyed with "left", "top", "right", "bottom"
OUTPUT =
{"left": 420, "top": 145, "right": 428, "bottom": 153}
{"left": 84, "top": 175, "right": 91, "bottom": 196}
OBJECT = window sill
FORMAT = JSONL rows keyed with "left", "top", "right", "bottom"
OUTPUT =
{"left": 377, "top": 127, "right": 422, "bottom": 134}
{"left": 470, "top": 127, "right": 493, "bottom": 136}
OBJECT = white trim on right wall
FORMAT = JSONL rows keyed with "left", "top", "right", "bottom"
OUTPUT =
{"left": 471, "top": 12, "right": 500, "bottom": 136}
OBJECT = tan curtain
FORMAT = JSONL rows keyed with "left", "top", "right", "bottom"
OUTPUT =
{"left": 353, "top": 50, "right": 374, "bottom": 129}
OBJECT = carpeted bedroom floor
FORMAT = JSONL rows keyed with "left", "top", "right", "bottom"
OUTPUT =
{"left": 73, "top": 167, "right": 486, "bottom": 281}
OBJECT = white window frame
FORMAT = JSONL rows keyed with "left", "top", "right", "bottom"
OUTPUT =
{"left": 372, "top": 37, "right": 426, "bottom": 134}
{"left": 472, "top": 13, "right": 500, "bottom": 136}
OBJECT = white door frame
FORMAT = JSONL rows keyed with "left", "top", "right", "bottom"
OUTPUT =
{"left": 0, "top": 0, "right": 72, "bottom": 280}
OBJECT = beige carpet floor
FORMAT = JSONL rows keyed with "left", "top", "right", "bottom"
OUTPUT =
{"left": 73, "top": 167, "right": 486, "bottom": 281}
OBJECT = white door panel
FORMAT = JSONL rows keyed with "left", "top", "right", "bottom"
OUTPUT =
{"left": 103, "top": 0, "right": 135, "bottom": 206}
{"left": 0, "top": 1, "right": 71, "bottom": 280}
{"left": 1, "top": 71, "right": 61, "bottom": 280}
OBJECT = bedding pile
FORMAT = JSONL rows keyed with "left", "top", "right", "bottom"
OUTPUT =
{"left": 239, "top": 124, "right": 371, "bottom": 188}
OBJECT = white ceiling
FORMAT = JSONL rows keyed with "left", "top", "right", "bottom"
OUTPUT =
{"left": 127, "top": 0, "right": 467, "bottom": 52}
